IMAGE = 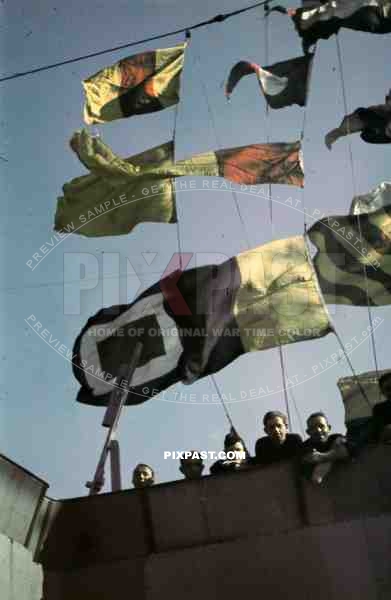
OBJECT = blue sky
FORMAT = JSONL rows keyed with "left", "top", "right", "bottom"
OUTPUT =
{"left": 1, "top": 0, "right": 389, "bottom": 498}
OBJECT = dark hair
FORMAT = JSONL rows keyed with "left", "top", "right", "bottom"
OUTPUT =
{"left": 180, "top": 451, "right": 203, "bottom": 466}
{"left": 133, "top": 463, "right": 154, "bottom": 477}
{"left": 223, "top": 431, "right": 244, "bottom": 452}
{"left": 263, "top": 411, "right": 288, "bottom": 427}
{"left": 306, "top": 412, "right": 329, "bottom": 427}
{"left": 379, "top": 372, "right": 391, "bottom": 391}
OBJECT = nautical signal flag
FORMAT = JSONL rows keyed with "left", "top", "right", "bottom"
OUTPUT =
{"left": 290, "top": 0, "right": 391, "bottom": 52}
{"left": 55, "top": 130, "right": 304, "bottom": 237}
{"left": 350, "top": 181, "right": 391, "bottom": 215}
{"left": 55, "top": 131, "right": 177, "bottom": 237}
{"left": 73, "top": 236, "right": 331, "bottom": 406}
{"left": 225, "top": 54, "right": 314, "bottom": 109}
{"left": 175, "top": 141, "right": 304, "bottom": 187}
{"left": 337, "top": 369, "right": 391, "bottom": 452}
{"left": 83, "top": 43, "right": 187, "bottom": 124}
{"left": 325, "top": 92, "right": 391, "bottom": 149}
{"left": 338, "top": 369, "right": 390, "bottom": 426}
{"left": 308, "top": 206, "right": 391, "bottom": 306}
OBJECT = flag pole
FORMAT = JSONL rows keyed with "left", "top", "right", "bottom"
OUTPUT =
{"left": 210, "top": 375, "right": 251, "bottom": 457}
{"left": 86, "top": 341, "right": 143, "bottom": 495}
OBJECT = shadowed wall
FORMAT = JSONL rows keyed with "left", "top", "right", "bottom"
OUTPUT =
{"left": 39, "top": 445, "right": 391, "bottom": 599}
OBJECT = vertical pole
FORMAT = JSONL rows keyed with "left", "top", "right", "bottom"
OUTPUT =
{"left": 86, "top": 341, "right": 143, "bottom": 495}
{"left": 109, "top": 439, "right": 122, "bottom": 492}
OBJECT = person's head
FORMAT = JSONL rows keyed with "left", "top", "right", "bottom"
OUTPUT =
{"left": 379, "top": 372, "right": 391, "bottom": 399}
{"left": 385, "top": 89, "right": 391, "bottom": 104}
{"left": 306, "top": 412, "right": 331, "bottom": 443}
{"left": 224, "top": 431, "right": 246, "bottom": 462}
{"left": 179, "top": 452, "right": 205, "bottom": 480}
{"left": 263, "top": 411, "right": 288, "bottom": 445}
{"left": 132, "top": 463, "right": 154, "bottom": 489}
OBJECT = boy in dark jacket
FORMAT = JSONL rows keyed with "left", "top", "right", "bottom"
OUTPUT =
{"left": 302, "top": 412, "right": 348, "bottom": 484}
{"left": 254, "top": 411, "right": 302, "bottom": 466}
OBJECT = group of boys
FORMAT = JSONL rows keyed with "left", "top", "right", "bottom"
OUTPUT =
{"left": 131, "top": 372, "right": 391, "bottom": 489}
{"left": 206, "top": 410, "right": 347, "bottom": 484}
{"left": 132, "top": 410, "right": 347, "bottom": 488}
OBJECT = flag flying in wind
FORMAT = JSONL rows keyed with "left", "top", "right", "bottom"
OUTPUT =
{"left": 338, "top": 370, "right": 390, "bottom": 425}
{"left": 350, "top": 181, "right": 391, "bottom": 215}
{"left": 337, "top": 369, "right": 391, "bottom": 450}
{"left": 290, "top": 0, "right": 391, "bottom": 51}
{"left": 175, "top": 141, "right": 304, "bottom": 187}
{"left": 225, "top": 54, "right": 314, "bottom": 109}
{"left": 308, "top": 206, "right": 391, "bottom": 305}
{"left": 73, "top": 236, "right": 331, "bottom": 406}
{"left": 325, "top": 92, "right": 391, "bottom": 149}
{"left": 55, "top": 130, "right": 304, "bottom": 237}
{"left": 83, "top": 43, "right": 187, "bottom": 124}
{"left": 55, "top": 130, "right": 177, "bottom": 237}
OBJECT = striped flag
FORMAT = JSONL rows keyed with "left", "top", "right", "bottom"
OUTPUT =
{"left": 308, "top": 207, "right": 391, "bottom": 305}
{"left": 225, "top": 54, "right": 314, "bottom": 109}
{"left": 73, "top": 236, "right": 331, "bottom": 406}
{"left": 83, "top": 43, "right": 187, "bottom": 124}
{"left": 55, "top": 130, "right": 304, "bottom": 237}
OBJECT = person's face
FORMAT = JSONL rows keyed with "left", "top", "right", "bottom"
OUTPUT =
{"left": 180, "top": 460, "right": 204, "bottom": 480}
{"left": 307, "top": 416, "right": 330, "bottom": 443}
{"left": 226, "top": 440, "right": 245, "bottom": 462}
{"left": 133, "top": 466, "right": 154, "bottom": 488}
{"left": 264, "top": 416, "right": 287, "bottom": 445}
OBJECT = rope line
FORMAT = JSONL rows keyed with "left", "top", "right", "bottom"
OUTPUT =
{"left": 264, "top": 4, "right": 273, "bottom": 226}
{"left": 335, "top": 35, "right": 357, "bottom": 196}
{"left": 195, "top": 46, "right": 252, "bottom": 249}
{"left": 190, "top": 42, "right": 243, "bottom": 438}
{"left": 335, "top": 34, "right": 380, "bottom": 379}
{"left": 3, "top": 270, "right": 170, "bottom": 294}
{"left": 278, "top": 345, "right": 293, "bottom": 429}
{"left": 300, "top": 44, "right": 317, "bottom": 232}
{"left": 263, "top": 4, "right": 295, "bottom": 430}
{"left": 289, "top": 383, "right": 305, "bottom": 437}
{"left": 172, "top": 60, "right": 183, "bottom": 271}
{"left": 332, "top": 326, "right": 372, "bottom": 408}
{"left": 0, "top": 0, "right": 276, "bottom": 83}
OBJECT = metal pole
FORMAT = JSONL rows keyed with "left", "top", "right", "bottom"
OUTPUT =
{"left": 109, "top": 439, "right": 122, "bottom": 492}
{"left": 86, "top": 341, "right": 143, "bottom": 495}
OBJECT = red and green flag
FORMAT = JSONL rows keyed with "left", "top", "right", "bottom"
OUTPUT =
{"left": 55, "top": 130, "right": 304, "bottom": 237}
{"left": 83, "top": 43, "right": 187, "bottom": 124}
